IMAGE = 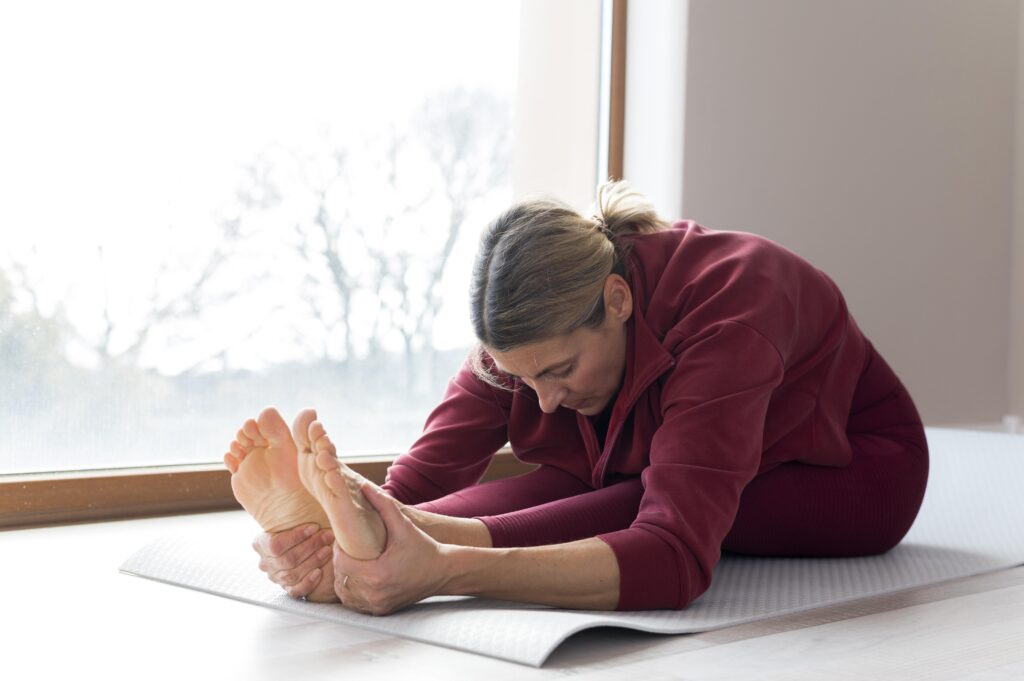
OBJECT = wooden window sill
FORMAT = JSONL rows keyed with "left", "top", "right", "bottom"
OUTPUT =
{"left": 0, "top": 448, "right": 534, "bottom": 530}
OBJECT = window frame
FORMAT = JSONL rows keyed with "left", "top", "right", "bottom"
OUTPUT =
{"left": 0, "top": 453, "right": 537, "bottom": 530}
{"left": 0, "top": 0, "right": 628, "bottom": 530}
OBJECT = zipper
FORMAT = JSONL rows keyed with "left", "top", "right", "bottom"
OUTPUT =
{"left": 589, "top": 353, "right": 676, "bottom": 488}
{"left": 577, "top": 411, "right": 602, "bottom": 471}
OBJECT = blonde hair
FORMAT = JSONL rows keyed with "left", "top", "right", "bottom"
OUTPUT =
{"left": 469, "top": 180, "right": 667, "bottom": 387}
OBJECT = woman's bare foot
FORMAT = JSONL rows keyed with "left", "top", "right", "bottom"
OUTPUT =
{"left": 224, "top": 406, "right": 337, "bottom": 602}
{"left": 293, "top": 409, "right": 386, "bottom": 560}
{"left": 224, "top": 407, "right": 328, "bottom": 533}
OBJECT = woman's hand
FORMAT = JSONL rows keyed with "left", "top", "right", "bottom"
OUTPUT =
{"left": 252, "top": 523, "right": 336, "bottom": 599}
{"left": 332, "top": 482, "right": 453, "bottom": 615}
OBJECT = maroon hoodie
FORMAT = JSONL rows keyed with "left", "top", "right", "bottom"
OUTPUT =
{"left": 382, "top": 221, "right": 871, "bottom": 610}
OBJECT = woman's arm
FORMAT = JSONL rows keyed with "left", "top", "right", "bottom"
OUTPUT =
{"left": 332, "top": 482, "right": 621, "bottom": 615}
{"left": 382, "top": 357, "right": 514, "bottom": 505}
{"left": 444, "top": 537, "right": 620, "bottom": 610}
{"left": 251, "top": 463, "right": 606, "bottom": 595}
{"left": 255, "top": 467, "right": 641, "bottom": 598}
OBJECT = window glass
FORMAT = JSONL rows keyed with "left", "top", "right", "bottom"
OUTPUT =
{"left": 0, "top": 0, "right": 600, "bottom": 474}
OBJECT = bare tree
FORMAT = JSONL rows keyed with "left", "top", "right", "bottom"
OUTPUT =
{"left": 413, "top": 88, "right": 510, "bottom": 356}
{"left": 5, "top": 152, "right": 279, "bottom": 375}
{"left": 0, "top": 264, "right": 71, "bottom": 408}
{"left": 222, "top": 87, "right": 511, "bottom": 383}
{"left": 286, "top": 146, "right": 362, "bottom": 366}
{"left": 366, "top": 88, "right": 510, "bottom": 384}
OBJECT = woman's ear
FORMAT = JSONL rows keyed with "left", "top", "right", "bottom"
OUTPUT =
{"left": 604, "top": 274, "right": 633, "bottom": 322}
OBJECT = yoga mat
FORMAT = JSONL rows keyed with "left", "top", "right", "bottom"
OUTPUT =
{"left": 121, "top": 427, "right": 1024, "bottom": 667}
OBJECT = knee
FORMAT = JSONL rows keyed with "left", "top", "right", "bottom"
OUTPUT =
{"left": 863, "top": 479, "right": 929, "bottom": 556}
{"left": 859, "top": 525, "right": 911, "bottom": 556}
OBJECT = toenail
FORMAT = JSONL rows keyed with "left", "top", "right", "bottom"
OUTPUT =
{"left": 317, "top": 547, "right": 331, "bottom": 560}
{"left": 323, "top": 531, "right": 334, "bottom": 543}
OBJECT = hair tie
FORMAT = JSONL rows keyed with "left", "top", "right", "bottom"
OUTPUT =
{"left": 592, "top": 216, "right": 614, "bottom": 240}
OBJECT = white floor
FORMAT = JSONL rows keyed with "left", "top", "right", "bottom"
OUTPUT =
{"left": 3, "top": 510, "right": 1023, "bottom": 681}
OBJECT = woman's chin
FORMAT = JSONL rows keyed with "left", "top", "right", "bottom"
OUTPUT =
{"left": 567, "top": 398, "right": 605, "bottom": 416}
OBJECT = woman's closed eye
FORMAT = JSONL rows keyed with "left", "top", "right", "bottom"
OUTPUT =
{"left": 548, "top": 364, "right": 575, "bottom": 380}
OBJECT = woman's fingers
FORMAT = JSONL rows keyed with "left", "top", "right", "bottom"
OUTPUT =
{"left": 360, "top": 481, "right": 409, "bottom": 530}
{"left": 285, "top": 568, "right": 322, "bottom": 599}
{"left": 271, "top": 543, "right": 333, "bottom": 587}
{"left": 253, "top": 524, "right": 331, "bottom": 576}
{"left": 330, "top": 492, "right": 447, "bottom": 617}
{"left": 261, "top": 524, "right": 318, "bottom": 558}
{"left": 334, "top": 571, "right": 372, "bottom": 615}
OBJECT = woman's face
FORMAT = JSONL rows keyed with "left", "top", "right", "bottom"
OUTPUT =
{"left": 487, "top": 275, "right": 632, "bottom": 416}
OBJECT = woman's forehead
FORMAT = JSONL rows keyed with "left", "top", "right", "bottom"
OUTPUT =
{"left": 488, "top": 334, "right": 579, "bottom": 378}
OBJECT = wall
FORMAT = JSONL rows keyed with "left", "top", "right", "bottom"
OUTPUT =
{"left": 627, "top": 0, "right": 1020, "bottom": 425}
{"left": 512, "top": 0, "right": 601, "bottom": 210}
{"left": 1012, "top": 1, "right": 1024, "bottom": 421}
{"left": 622, "top": 0, "right": 688, "bottom": 218}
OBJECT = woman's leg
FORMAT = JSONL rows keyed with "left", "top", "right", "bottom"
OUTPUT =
{"left": 405, "top": 465, "right": 644, "bottom": 548}
{"left": 403, "top": 464, "right": 604, "bottom": 547}
{"left": 723, "top": 344, "right": 929, "bottom": 557}
{"left": 476, "top": 476, "right": 644, "bottom": 548}
{"left": 412, "top": 464, "right": 595, "bottom": 518}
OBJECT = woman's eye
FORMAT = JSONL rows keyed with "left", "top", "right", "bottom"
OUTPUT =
{"left": 550, "top": 365, "right": 575, "bottom": 379}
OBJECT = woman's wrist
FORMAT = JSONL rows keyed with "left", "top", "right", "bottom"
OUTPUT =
{"left": 439, "top": 539, "right": 621, "bottom": 610}
{"left": 441, "top": 544, "right": 508, "bottom": 597}
{"left": 401, "top": 506, "right": 493, "bottom": 548}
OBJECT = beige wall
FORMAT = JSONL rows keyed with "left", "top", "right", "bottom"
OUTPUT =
{"left": 668, "top": 0, "right": 1018, "bottom": 425}
{"left": 512, "top": 0, "right": 601, "bottom": 211}
{"left": 1013, "top": 2, "right": 1024, "bottom": 420}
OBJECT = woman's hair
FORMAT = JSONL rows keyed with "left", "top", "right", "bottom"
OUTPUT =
{"left": 469, "top": 180, "right": 668, "bottom": 387}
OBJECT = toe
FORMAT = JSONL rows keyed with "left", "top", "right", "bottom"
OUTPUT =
{"left": 292, "top": 408, "right": 318, "bottom": 452}
{"left": 257, "top": 407, "right": 294, "bottom": 447}
{"left": 310, "top": 423, "right": 337, "bottom": 458}
{"left": 235, "top": 428, "right": 254, "bottom": 448}
{"left": 315, "top": 448, "right": 339, "bottom": 472}
{"left": 241, "top": 419, "right": 266, "bottom": 446}
{"left": 322, "top": 466, "right": 349, "bottom": 497}
{"left": 308, "top": 419, "right": 326, "bottom": 444}
{"left": 223, "top": 452, "right": 239, "bottom": 473}
{"left": 230, "top": 440, "right": 248, "bottom": 460}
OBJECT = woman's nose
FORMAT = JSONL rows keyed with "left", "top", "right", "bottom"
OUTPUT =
{"left": 535, "top": 384, "right": 565, "bottom": 413}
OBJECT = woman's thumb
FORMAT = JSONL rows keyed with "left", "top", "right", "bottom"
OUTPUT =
{"left": 360, "top": 481, "right": 404, "bottom": 523}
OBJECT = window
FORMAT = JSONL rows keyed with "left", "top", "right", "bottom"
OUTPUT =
{"left": 0, "top": 0, "right": 611, "bottom": 477}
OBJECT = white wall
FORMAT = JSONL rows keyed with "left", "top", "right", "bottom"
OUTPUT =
{"left": 622, "top": 0, "right": 688, "bottom": 218}
{"left": 628, "top": 0, "right": 1020, "bottom": 425}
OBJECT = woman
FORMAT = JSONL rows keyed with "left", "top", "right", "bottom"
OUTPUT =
{"left": 227, "top": 181, "right": 929, "bottom": 614}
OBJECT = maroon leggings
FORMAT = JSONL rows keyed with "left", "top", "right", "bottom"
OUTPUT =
{"left": 415, "top": 344, "right": 929, "bottom": 557}
{"left": 723, "top": 345, "right": 929, "bottom": 556}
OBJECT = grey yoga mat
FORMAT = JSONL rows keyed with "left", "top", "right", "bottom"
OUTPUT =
{"left": 120, "top": 427, "right": 1024, "bottom": 667}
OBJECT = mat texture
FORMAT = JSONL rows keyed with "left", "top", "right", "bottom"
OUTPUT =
{"left": 121, "top": 427, "right": 1024, "bottom": 667}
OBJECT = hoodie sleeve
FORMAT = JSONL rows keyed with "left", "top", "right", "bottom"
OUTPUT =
{"left": 597, "top": 321, "right": 785, "bottom": 610}
{"left": 382, "top": 355, "right": 513, "bottom": 505}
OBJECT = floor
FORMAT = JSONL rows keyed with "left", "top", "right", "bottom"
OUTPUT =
{"left": 3, "top": 510, "right": 1023, "bottom": 681}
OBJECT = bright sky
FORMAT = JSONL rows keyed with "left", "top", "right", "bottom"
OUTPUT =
{"left": 0, "top": 0, "right": 520, "bottom": 373}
